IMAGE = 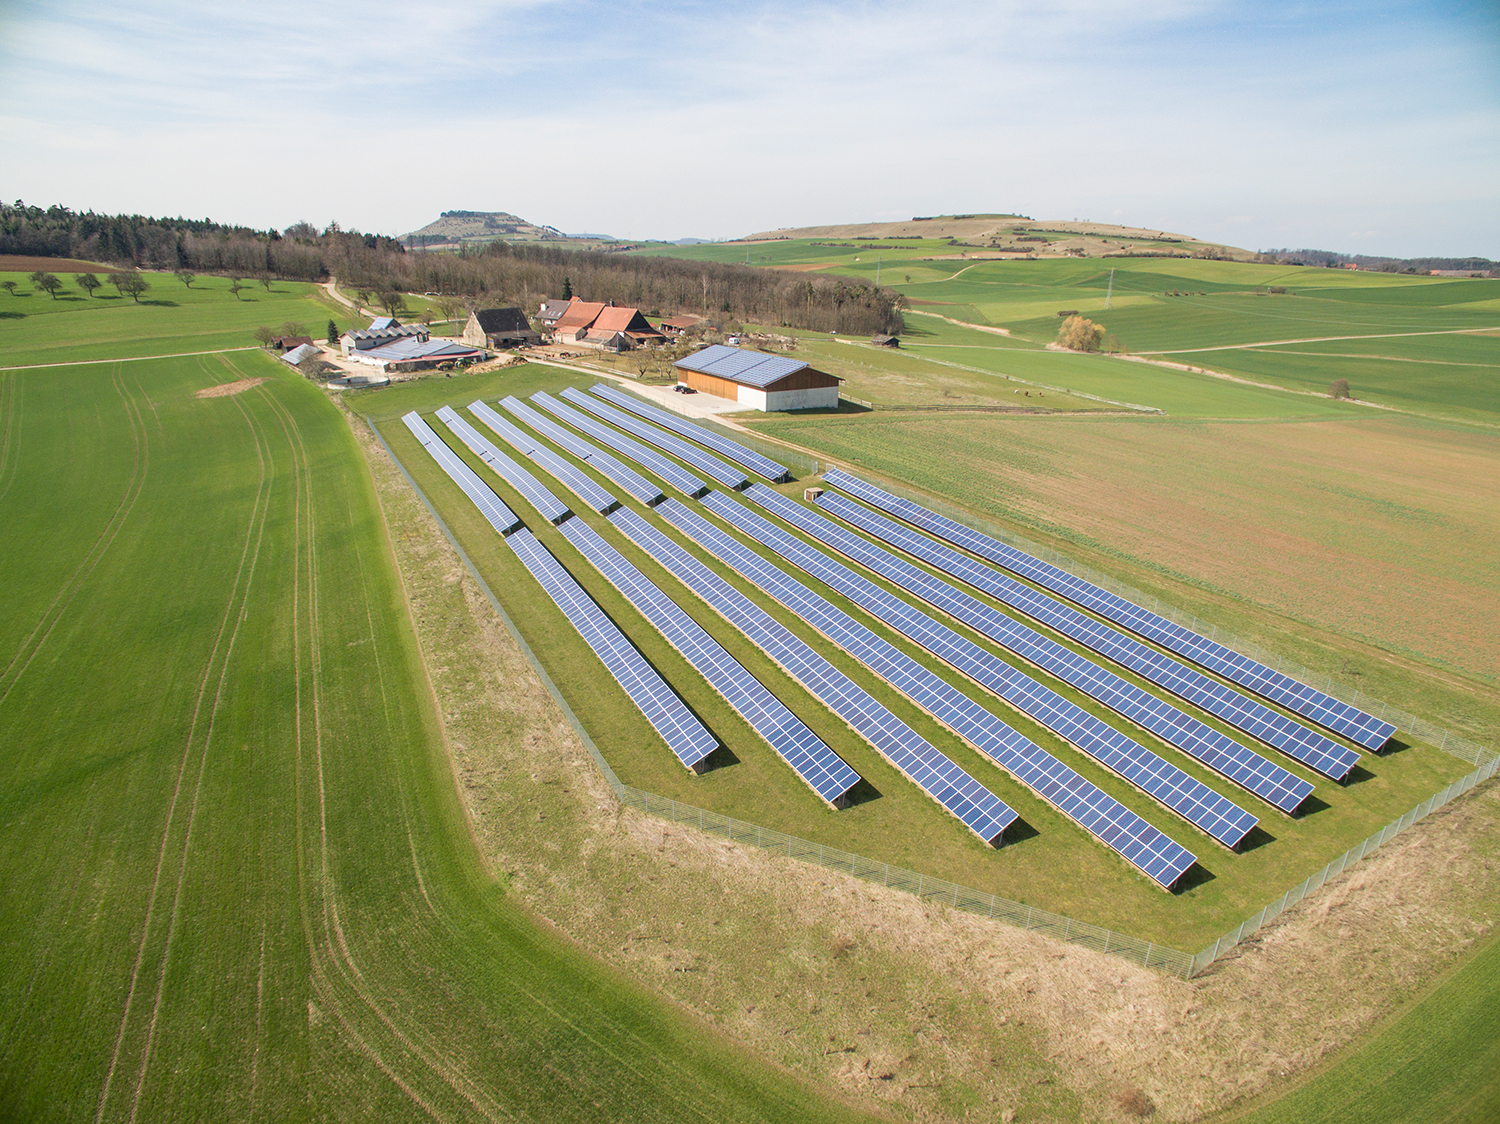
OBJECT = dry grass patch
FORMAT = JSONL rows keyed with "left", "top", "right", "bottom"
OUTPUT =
{"left": 194, "top": 376, "right": 267, "bottom": 398}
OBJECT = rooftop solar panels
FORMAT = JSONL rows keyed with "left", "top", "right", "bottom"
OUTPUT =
{"left": 499, "top": 395, "right": 665, "bottom": 505}
{"left": 434, "top": 406, "right": 571, "bottom": 524}
{"left": 757, "top": 490, "right": 1314, "bottom": 816}
{"left": 530, "top": 391, "right": 709, "bottom": 499}
{"left": 559, "top": 386, "right": 750, "bottom": 489}
{"left": 556, "top": 516, "right": 860, "bottom": 806}
{"left": 824, "top": 469, "right": 1398, "bottom": 752}
{"left": 818, "top": 491, "right": 1358, "bottom": 785}
{"left": 649, "top": 502, "right": 1019, "bottom": 847}
{"left": 718, "top": 488, "right": 1256, "bottom": 852}
{"left": 588, "top": 382, "right": 791, "bottom": 481}
{"left": 468, "top": 400, "right": 620, "bottom": 514}
{"left": 505, "top": 528, "right": 717, "bottom": 769}
{"left": 400, "top": 412, "right": 522, "bottom": 536}
{"left": 676, "top": 497, "right": 1196, "bottom": 886}
{"left": 674, "top": 343, "right": 809, "bottom": 389}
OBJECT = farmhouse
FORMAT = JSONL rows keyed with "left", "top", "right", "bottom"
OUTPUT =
{"left": 586, "top": 306, "right": 665, "bottom": 348}
{"left": 549, "top": 299, "right": 608, "bottom": 340}
{"left": 538, "top": 298, "right": 573, "bottom": 328}
{"left": 673, "top": 344, "right": 841, "bottom": 411}
{"left": 545, "top": 298, "right": 664, "bottom": 350}
{"left": 462, "top": 307, "right": 541, "bottom": 349}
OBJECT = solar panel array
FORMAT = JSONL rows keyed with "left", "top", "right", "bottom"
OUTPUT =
{"left": 759, "top": 490, "right": 1314, "bottom": 815}
{"left": 824, "top": 469, "right": 1397, "bottom": 751}
{"left": 434, "top": 406, "right": 571, "bottom": 524}
{"left": 530, "top": 392, "right": 709, "bottom": 499}
{"left": 644, "top": 504, "right": 1019, "bottom": 845}
{"left": 559, "top": 386, "right": 750, "bottom": 489}
{"left": 505, "top": 527, "right": 718, "bottom": 769}
{"left": 468, "top": 400, "right": 620, "bottom": 514}
{"left": 818, "top": 490, "right": 1357, "bottom": 784}
{"left": 718, "top": 490, "right": 1255, "bottom": 852}
{"left": 681, "top": 496, "right": 1197, "bottom": 886}
{"left": 499, "top": 395, "right": 665, "bottom": 505}
{"left": 588, "top": 383, "right": 790, "bottom": 481}
{"left": 556, "top": 515, "right": 861, "bottom": 805}
{"left": 400, "top": 412, "right": 522, "bottom": 536}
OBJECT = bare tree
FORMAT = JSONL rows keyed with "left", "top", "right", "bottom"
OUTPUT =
{"left": 254, "top": 326, "right": 276, "bottom": 346}
{"left": 77, "top": 272, "right": 102, "bottom": 298}
{"left": 228, "top": 275, "right": 245, "bottom": 301}
{"left": 108, "top": 271, "right": 150, "bottom": 302}
{"left": 175, "top": 269, "right": 196, "bottom": 288}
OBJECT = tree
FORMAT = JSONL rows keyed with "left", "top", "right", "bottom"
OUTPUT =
{"left": 77, "top": 272, "right": 102, "bottom": 297}
{"left": 355, "top": 289, "right": 371, "bottom": 311}
{"left": 260, "top": 274, "right": 274, "bottom": 291}
{"left": 109, "top": 270, "right": 150, "bottom": 303}
{"left": 33, "top": 272, "right": 63, "bottom": 300}
{"left": 1, "top": 281, "right": 16, "bottom": 296}
{"left": 228, "top": 275, "right": 244, "bottom": 300}
{"left": 175, "top": 269, "right": 196, "bottom": 288}
{"left": 327, "top": 319, "right": 339, "bottom": 345}
{"left": 1329, "top": 378, "right": 1353, "bottom": 399}
{"left": 378, "top": 290, "right": 407, "bottom": 315}
{"left": 278, "top": 321, "right": 306, "bottom": 338}
{"left": 562, "top": 276, "right": 573, "bottom": 299}
{"left": 254, "top": 326, "right": 276, "bottom": 346}
{"left": 1056, "top": 314, "right": 1104, "bottom": 352}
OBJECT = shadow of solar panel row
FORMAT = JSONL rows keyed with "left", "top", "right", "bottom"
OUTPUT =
{"left": 556, "top": 515, "right": 861, "bottom": 805}
{"left": 743, "top": 487, "right": 1261, "bottom": 846}
{"left": 530, "top": 392, "right": 709, "bottom": 499}
{"left": 400, "top": 412, "right": 522, "bottom": 535}
{"left": 801, "top": 498, "right": 1317, "bottom": 811}
{"left": 818, "top": 492, "right": 1355, "bottom": 786}
{"left": 559, "top": 386, "right": 750, "bottom": 489}
{"left": 650, "top": 502, "right": 1019, "bottom": 846}
{"left": 687, "top": 496, "right": 1195, "bottom": 886}
{"left": 467, "top": 400, "right": 620, "bottom": 514}
{"left": 505, "top": 528, "right": 718, "bottom": 769}
{"left": 498, "top": 395, "right": 665, "bottom": 505}
{"left": 589, "top": 383, "right": 791, "bottom": 481}
{"left": 824, "top": 469, "right": 1397, "bottom": 751}
{"left": 434, "top": 406, "right": 572, "bottom": 524}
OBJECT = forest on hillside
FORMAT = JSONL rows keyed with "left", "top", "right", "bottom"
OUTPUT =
{"left": 1, "top": 201, "right": 905, "bottom": 334}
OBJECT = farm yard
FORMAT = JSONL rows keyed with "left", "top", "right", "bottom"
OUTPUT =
{"left": 2, "top": 253, "right": 1498, "bottom": 1124}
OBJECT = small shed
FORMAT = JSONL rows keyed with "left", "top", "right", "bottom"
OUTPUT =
{"left": 463, "top": 307, "right": 540, "bottom": 349}
{"left": 271, "top": 335, "right": 314, "bottom": 351}
{"left": 279, "top": 343, "right": 320, "bottom": 365}
{"left": 660, "top": 314, "right": 703, "bottom": 337}
{"left": 673, "top": 344, "right": 841, "bottom": 411}
{"left": 871, "top": 334, "right": 900, "bottom": 348}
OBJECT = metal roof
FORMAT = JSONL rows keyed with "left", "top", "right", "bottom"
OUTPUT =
{"left": 280, "top": 343, "right": 319, "bottom": 364}
{"left": 673, "top": 344, "right": 809, "bottom": 389}
{"left": 362, "top": 337, "right": 481, "bottom": 362}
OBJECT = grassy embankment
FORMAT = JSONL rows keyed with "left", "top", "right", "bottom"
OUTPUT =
{"left": 0, "top": 326, "right": 879, "bottom": 1121}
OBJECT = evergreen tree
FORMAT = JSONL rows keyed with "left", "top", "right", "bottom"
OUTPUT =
{"left": 562, "top": 275, "right": 572, "bottom": 299}
{"left": 327, "top": 319, "right": 339, "bottom": 345}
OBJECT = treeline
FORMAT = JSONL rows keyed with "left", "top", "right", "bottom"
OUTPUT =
{"left": 3, "top": 200, "right": 905, "bottom": 334}
{"left": 332, "top": 240, "right": 905, "bottom": 335}
{"left": 0, "top": 201, "right": 403, "bottom": 281}
{"left": 1256, "top": 246, "right": 1497, "bottom": 274}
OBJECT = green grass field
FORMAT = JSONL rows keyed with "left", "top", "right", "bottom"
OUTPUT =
{"left": 0, "top": 269, "right": 361, "bottom": 367}
{"left": 0, "top": 348, "right": 879, "bottom": 1122}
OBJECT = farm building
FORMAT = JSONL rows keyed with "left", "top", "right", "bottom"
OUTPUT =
{"left": 871, "top": 334, "right": 900, "bottom": 348}
{"left": 271, "top": 334, "right": 314, "bottom": 351}
{"left": 347, "top": 336, "right": 484, "bottom": 372}
{"left": 538, "top": 299, "right": 573, "bottom": 328}
{"left": 279, "top": 343, "right": 320, "bottom": 365}
{"left": 462, "top": 307, "right": 541, "bottom": 349}
{"left": 340, "top": 323, "right": 428, "bottom": 356}
{"left": 545, "top": 298, "right": 664, "bottom": 350}
{"left": 673, "top": 344, "right": 841, "bottom": 411}
{"left": 549, "top": 300, "right": 609, "bottom": 340}
{"left": 659, "top": 314, "right": 703, "bottom": 336}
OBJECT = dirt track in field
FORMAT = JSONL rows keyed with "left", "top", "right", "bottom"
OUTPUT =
{"left": 360, "top": 412, "right": 1500, "bottom": 1123}
{"left": 195, "top": 377, "right": 267, "bottom": 398}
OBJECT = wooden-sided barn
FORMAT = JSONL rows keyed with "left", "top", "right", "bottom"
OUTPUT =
{"left": 673, "top": 344, "right": 841, "bottom": 411}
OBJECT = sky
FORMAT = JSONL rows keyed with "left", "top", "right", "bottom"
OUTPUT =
{"left": 2, "top": 0, "right": 1497, "bottom": 257}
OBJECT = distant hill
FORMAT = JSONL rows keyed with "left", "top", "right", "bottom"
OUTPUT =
{"left": 402, "top": 210, "right": 566, "bottom": 247}
{"left": 740, "top": 214, "right": 1253, "bottom": 261}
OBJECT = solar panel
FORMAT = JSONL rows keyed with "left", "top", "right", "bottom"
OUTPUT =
{"left": 646, "top": 503, "right": 1019, "bottom": 847}
{"left": 754, "top": 489, "right": 1314, "bottom": 816}
{"left": 559, "top": 386, "right": 750, "bottom": 489}
{"left": 468, "top": 400, "right": 620, "bottom": 514}
{"left": 672, "top": 497, "right": 1196, "bottom": 886}
{"left": 400, "top": 412, "right": 523, "bottom": 536}
{"left": 817, "top": 490, "right": 1357, "bottom": 785}
{"left": 824, "top": 469, "right": 1398, "bottom": 752}
{"left": 588, "top": 383, "right": 790, "bottom": 481}
{"left": 719, "top": 488, "right": 1257, "bottom": 852}
{"left": 505, "top": 528, "right": 717, "bottom": 769}
{"left": 434, "top": 406, "right": 571, "bottom": 524}
{"left": 499, "top": 395, "right": 666, "bottom": 505}
{"left": 674, "top": 343, "right": 810, "bottom": 388}
{"left": 529, "top": 391, "right": 709, "bottom": 499}
{"left": 555, "top": 515, "right": 860, "bottom": 805}
{"left": 738, "top": 483, "right": 1266, "bottom": 840}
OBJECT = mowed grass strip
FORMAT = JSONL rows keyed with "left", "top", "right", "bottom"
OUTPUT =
{"left": 0, "top": 350, "right": 878, "bottom": 1123}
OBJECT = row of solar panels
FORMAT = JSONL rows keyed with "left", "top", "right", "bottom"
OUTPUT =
{"left": 400, "top": 381, "right": 1395, "bottom": 888}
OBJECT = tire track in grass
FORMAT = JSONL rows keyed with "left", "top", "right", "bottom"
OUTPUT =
{"left": 125, "top": 378, "right": 279, "bottom": 1124}
{"left": 94, "top": 364, "right": 272, "bottom": 1124}
{"left": 0, "top": 366, "right": 147, "bottom": 707}
{"left": 0, "top": 370, "right": 22, "bottom": 508}
{"left": 261, "top": 383, "right": 507, "bottom": 1122}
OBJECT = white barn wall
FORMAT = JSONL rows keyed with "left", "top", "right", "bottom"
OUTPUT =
{"left": 762, "top": 386, "right": 839, "bottom": 411}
